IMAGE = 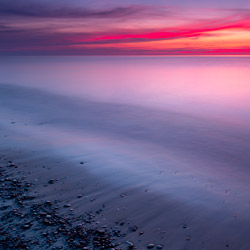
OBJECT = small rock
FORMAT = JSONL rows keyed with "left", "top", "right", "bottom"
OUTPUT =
{"left": 8, "top": 163, "right": 16, "bottom": 167}
{"left": 23, "top": 222, "right": 32, "bottom": 229}
{"left": 0, "top": 205, "right": 10, "bottom": 210}
{"left": 97, "top": 229, "right": 105, "bottom": 235}
{"left": 48, "top": 179, "right": 55, "bottom": 184}
{"left": 147, "top": 243, "right": 155, "bottom": 249}
{"left": 64, "top": 203, "right": 71, "bottom": 208}
{"left": 125, "top": 241, "right": 134, "bottom": 249}
{"left": 129, "top": 225, "right": 137, "bottom": 232}
{"left": 156, "top": 245, "right": 163, "bottom": 249}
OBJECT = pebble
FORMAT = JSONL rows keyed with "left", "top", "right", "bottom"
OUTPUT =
{"left": 23, "top": 222, "right": 32, "bottom": 229}
{"left": 0, "top": 157, "right": 134, "bottom": 250}
{"left": 8, "top": 162, "right": 16, "bottom": 167}
{"left": 48, "top": 179, "right": 55, "bottom": 184}
{"left": 45, "top": 201, "right": 52, "bottom": 205}
{"left": 125, "top": 241, "right": 134, "bottom": 249}
{"left": 129, "top": 225, "right": 137, "bottom": 232}
{"left": 156, "top": 244, "right": 163, "bottom": 249}
{"left": 97, "top": 229, "right": 105, "bottom": 235}
{"left": 147, "top": 243, "right": 155, "bottom": 249}
{"left": 64, "top": 203, "right": 71, "bottom": 208}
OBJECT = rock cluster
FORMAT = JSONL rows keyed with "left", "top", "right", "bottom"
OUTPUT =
{"left": 0, "top": 160, "right": 119, "bottom": 249}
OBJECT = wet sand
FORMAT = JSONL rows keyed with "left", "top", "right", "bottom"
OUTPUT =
{"left": 1, "top": 82, "right": 250, "bottom": 249}
{"left": 1, "top": 124, "right": 250, "bottom": 250}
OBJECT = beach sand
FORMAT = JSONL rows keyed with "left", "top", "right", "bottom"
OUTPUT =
{"left": 1, "top": 83, "right": 250, "bottom": 249}
{"left": 1, "top": 122, "right": 250, "bottom": 250}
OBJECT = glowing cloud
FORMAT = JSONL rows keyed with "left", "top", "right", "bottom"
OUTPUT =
{"left": 0, "top": 0, "right": 250, "bottom": 55}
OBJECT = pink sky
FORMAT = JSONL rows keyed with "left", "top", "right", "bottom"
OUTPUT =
{"left": 1, "top": 0, "right": 250, "bottom": 55}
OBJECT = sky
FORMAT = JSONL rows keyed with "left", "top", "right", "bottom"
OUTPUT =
{"left": 1, "top": 0, "right": 250, "bottom": 55}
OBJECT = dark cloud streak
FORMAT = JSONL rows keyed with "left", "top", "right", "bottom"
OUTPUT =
{"left": 0, "top": 1, "right": 146, "bottom": 19}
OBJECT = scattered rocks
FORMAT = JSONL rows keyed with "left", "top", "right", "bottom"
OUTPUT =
{"left": 0, "top": 158, "right": 126, "bottom": 250}
{"left": 0, "top": 156, "right": 144, "bottom": 250}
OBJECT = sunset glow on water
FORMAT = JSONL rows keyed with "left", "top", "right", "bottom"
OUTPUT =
{"left": 1, "top": 56, "right": 250, "bottom": 205}
{"left": 2, "top": 56, "right": 250, "bottom": 121}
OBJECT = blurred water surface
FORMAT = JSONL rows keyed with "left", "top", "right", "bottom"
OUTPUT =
{"left": 1, "top": 56, "right": 250, "bottom": 208}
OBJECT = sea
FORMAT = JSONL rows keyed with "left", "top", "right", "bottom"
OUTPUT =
{"left": 1, "top": 56, "right": 250, "bottom": 209}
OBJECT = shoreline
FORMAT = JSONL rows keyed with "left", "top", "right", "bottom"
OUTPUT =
{"left": 0, "top": 141, "right": 168, "bottom": 250}
{"left": 1, "top": 133, "right": 250, "bottom": 250}
{"left": 0, "top": 151, "right": 121, "bottom": 249}
{"left": 1, "top": 83, "right": 250, "bottom": 249}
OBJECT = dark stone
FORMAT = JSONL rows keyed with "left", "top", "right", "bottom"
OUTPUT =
{"left": 129, "top": 225, "right": 137, "bottom": 232}
{"left": 147, "top": 243, "right": 155, "bottom": 249}
{"left": 64, "top": 204, "right": 72, "bottom": 208}
{"left": 156, "top": 244, "right": 163, "bottom": 249}
{"left": 22, "top": 222, "right": 32, "bottom": 229}
{"left": 125, "top": 241, "right": 134, "bottom": 249}
{"left": 48, "top": 179, "right": 55, "bottom": 184}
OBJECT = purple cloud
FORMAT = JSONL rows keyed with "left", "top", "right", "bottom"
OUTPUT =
{"left": 0, "top": 1, "right": 147, "bottom": 19}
